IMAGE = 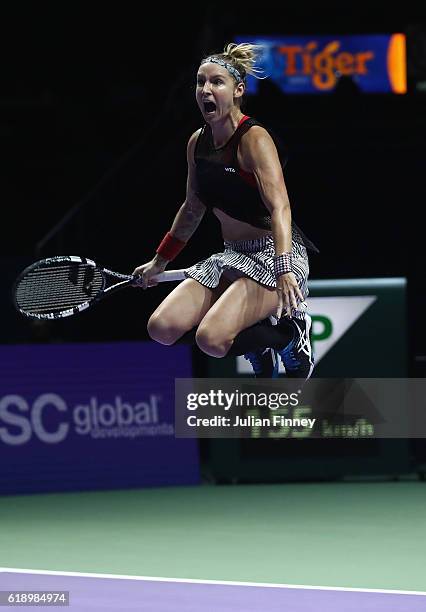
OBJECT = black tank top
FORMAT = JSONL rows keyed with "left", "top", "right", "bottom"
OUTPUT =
{"left": 194, "top": 116, "right": 319, "bottom": 253}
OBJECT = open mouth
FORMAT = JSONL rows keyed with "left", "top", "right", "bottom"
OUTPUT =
{"left": 203, "top": 101, "right": 216, "bottom": 114}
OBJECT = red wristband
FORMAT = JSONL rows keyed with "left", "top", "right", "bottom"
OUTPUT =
{"left": 156, "top": 232, "right": 186, "bottom": 261}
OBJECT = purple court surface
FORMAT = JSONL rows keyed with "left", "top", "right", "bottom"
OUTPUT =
{"left": 1, "top": 570, "right": 425, "bottom": 611}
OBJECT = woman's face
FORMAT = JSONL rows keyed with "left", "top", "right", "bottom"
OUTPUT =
{"left": 196, "top": 62, "right": 244, "bottom": 123}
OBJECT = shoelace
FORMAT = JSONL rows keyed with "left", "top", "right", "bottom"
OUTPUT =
{"left": 282, "top": 343, "right": 300, "bottom": 369}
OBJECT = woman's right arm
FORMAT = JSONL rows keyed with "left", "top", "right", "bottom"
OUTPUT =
{"left": 169, "top": 128, "right": 207, "bottom": 241}
{"left": 132, "top": 129, "right": 207, "bottom": 287}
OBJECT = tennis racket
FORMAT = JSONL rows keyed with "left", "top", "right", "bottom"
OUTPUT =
{"left": 13, "top": 256, "right": 186, "bottom": 320}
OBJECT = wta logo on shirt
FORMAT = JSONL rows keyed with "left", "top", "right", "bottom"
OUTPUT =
{"left": 225, "top": 167, "right": 236, "bottom": 173}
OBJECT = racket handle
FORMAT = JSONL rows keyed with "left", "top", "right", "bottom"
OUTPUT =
{"left": 151, "top": 269, "right": 186, "bottom": 283}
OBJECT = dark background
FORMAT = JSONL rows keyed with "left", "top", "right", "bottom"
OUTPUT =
{"left": 2, "top": 6, "right": 426, "bottom": 375}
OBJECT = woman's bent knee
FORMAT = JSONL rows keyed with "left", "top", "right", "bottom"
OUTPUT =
{"left": 147, "top": 313, "right": 184, "bottom": 346}
{"left": 195, "top": 324, "right": 231, "bottom": 358}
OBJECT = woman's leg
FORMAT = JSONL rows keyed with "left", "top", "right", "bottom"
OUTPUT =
{"left": 195, "top": 277, "right": 279, "bottom": 358}
{"left": 147, "top": 276, "right": 231, "bottom": 345}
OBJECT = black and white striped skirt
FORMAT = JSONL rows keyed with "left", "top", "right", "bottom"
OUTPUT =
{"left": 184, "top": 235, "right": 310, "bottom": 317}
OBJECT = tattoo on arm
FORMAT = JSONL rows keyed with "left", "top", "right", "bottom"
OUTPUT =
{"left": 170, "top": 199, "right": 206, "bottom": 241}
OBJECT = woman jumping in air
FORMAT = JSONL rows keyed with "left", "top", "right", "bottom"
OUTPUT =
{"left": 133, "top": 43, "right": 318, "bottom": 379}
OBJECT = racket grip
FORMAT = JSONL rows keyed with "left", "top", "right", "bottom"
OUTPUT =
{"left": 151, "top": 269, "right": 186, "bottom": 283}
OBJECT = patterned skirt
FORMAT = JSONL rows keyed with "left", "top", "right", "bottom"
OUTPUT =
{"left": 184, "top": 235, "right": 310, "bottom": 317}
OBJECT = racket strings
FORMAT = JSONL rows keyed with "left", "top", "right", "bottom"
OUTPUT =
{"left": 15, "top": 264, "right": 104, "bottom": 314}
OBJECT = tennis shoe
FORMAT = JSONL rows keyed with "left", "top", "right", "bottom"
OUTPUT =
{"left": 244, "top": 347, "right": 279, "bottom": 378}
{"left": 278, "top": 314, "right": 314, "bottom": 379}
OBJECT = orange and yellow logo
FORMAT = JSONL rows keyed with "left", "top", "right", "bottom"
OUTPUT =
{"left": 278, "top": 41, "right": 374, "bottom": 90}
{"left": 277, "top": 34, "right": 405, "bottom": 92}
{"left": 239, "top": 34, "right": 407, "bottom": 94}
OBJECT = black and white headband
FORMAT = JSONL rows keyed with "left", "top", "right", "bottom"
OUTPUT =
{"left": 201, "top": 57, "right": 244, "bottom": 83}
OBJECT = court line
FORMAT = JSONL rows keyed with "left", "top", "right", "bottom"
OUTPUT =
{"left": 0, "top": 567, "right": 425, "bottom": 597}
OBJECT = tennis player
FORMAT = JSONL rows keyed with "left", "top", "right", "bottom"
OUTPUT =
{"left": 133, "top": 43, "right": 318, "bottom": 379}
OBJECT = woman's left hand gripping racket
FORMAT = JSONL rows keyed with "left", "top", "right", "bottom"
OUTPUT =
{"left": 13, "top": 255, "right": 186, "bottom": 320}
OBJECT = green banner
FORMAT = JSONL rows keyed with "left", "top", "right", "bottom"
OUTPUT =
{"left": 204, "top": 278, "right": 411, "bottom": 482}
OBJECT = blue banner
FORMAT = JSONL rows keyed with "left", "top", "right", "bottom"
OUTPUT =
{"left": 0, "top": 342, "right": 199, "bottom": 494}
{"left": 236, "top": 34, "right": 406, "bottom": 94}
